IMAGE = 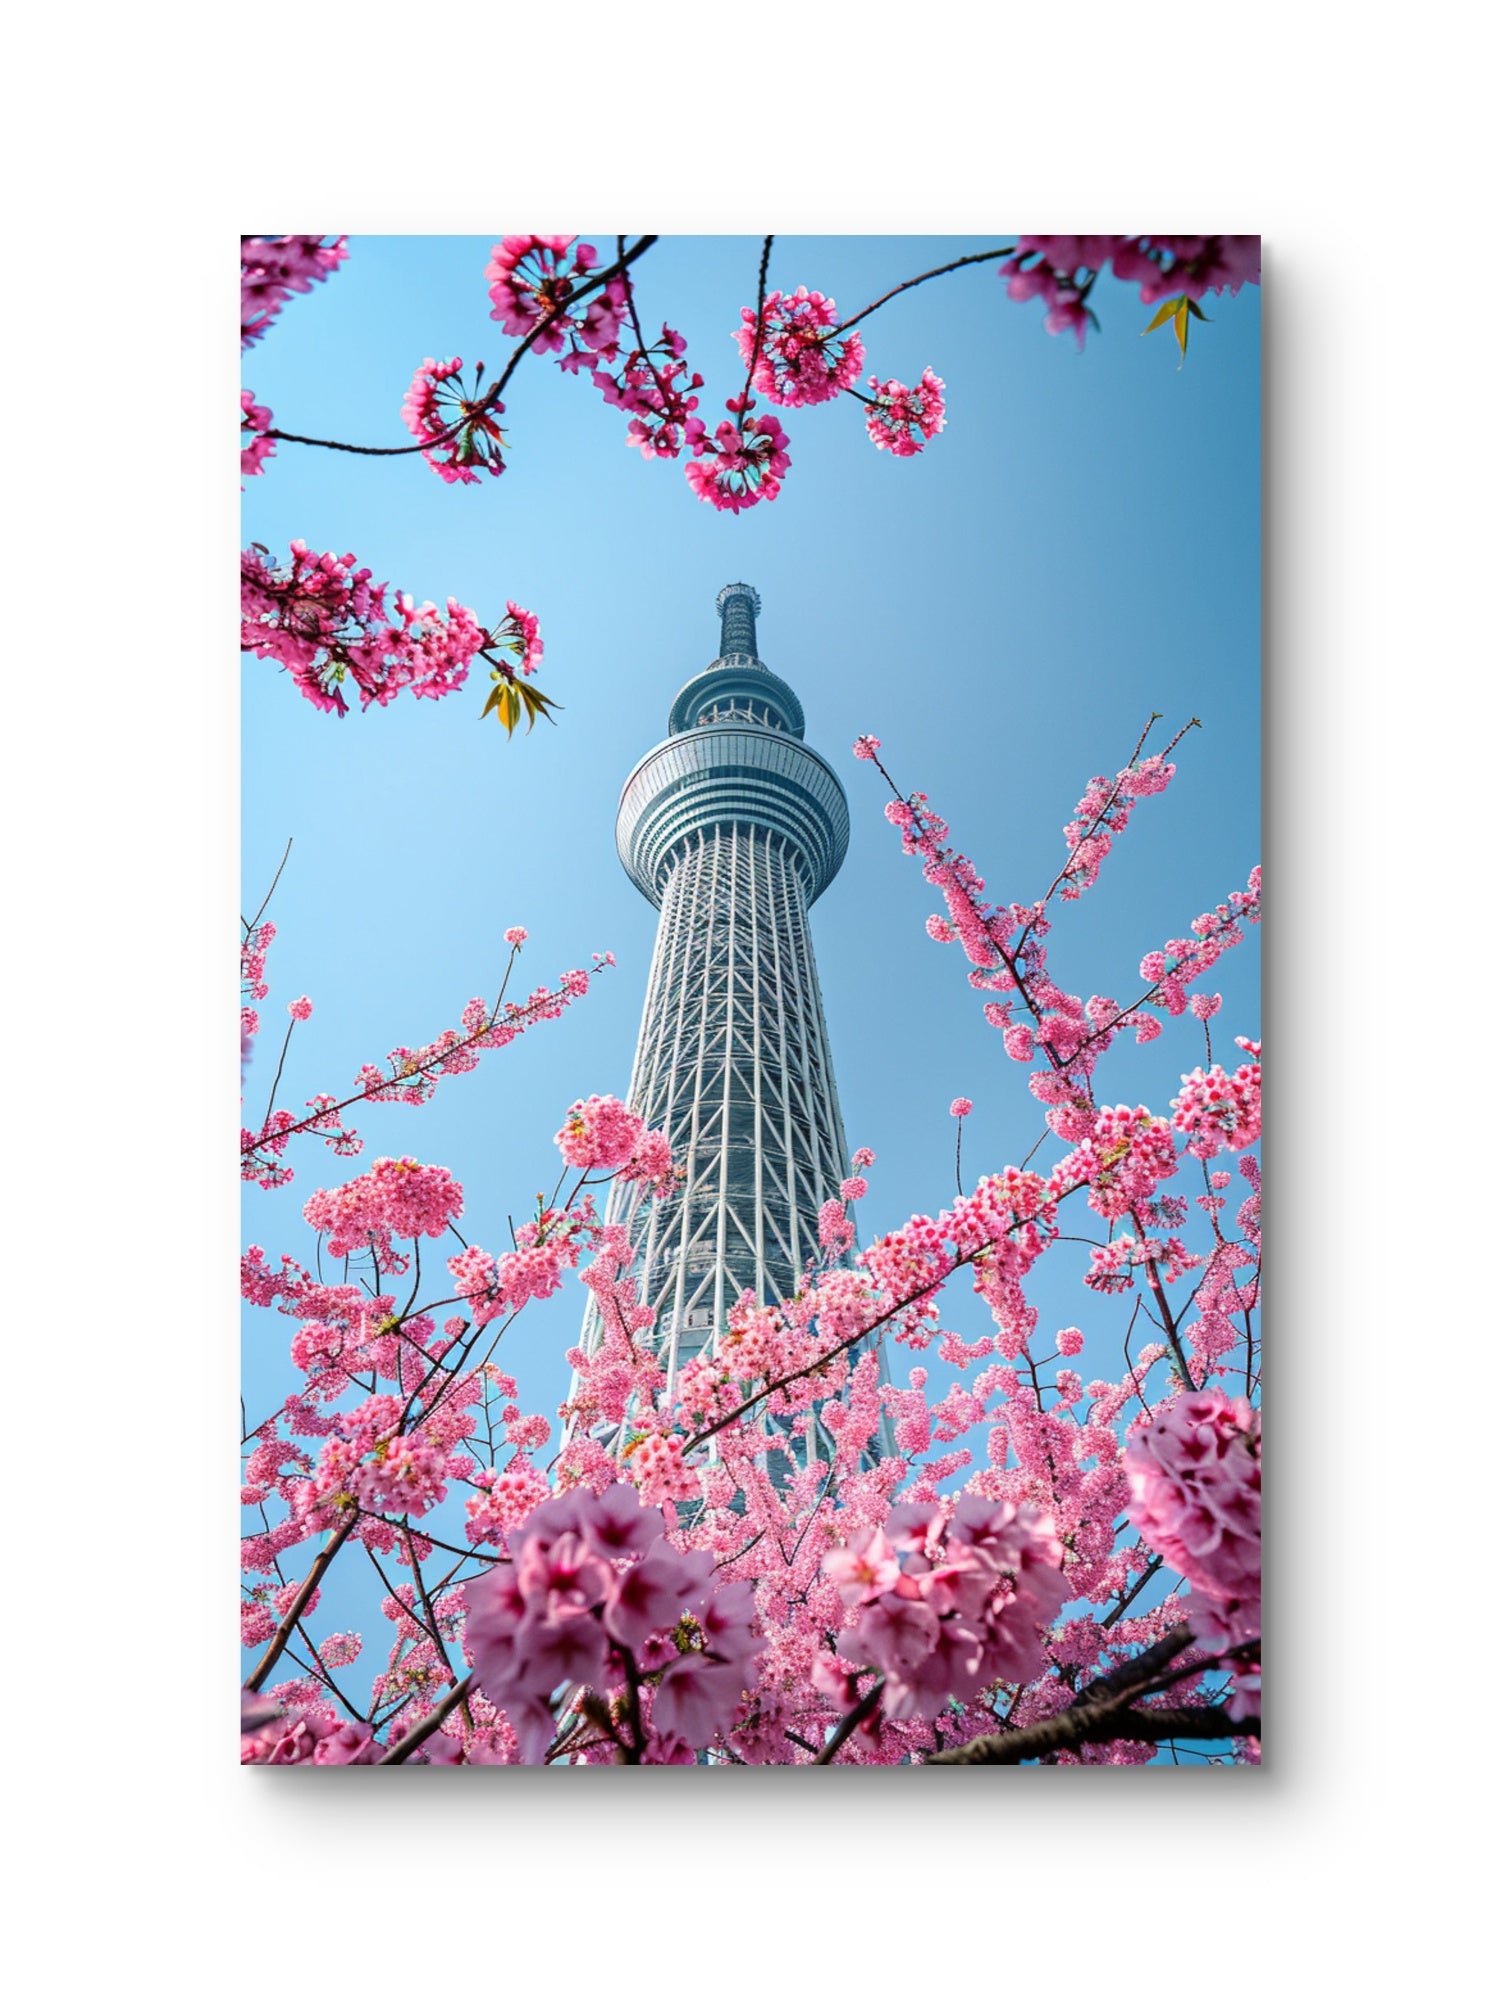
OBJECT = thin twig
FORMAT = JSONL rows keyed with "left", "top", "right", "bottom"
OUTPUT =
{"left": 243, "top": 838, "right": 292, "bottom": 936}
{"left": 831, "top": 246, "right": 1018, "bottom": 339}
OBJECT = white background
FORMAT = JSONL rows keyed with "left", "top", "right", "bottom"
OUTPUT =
{"left": 6, "top": 4, "right": 1488, "bottom": 1992}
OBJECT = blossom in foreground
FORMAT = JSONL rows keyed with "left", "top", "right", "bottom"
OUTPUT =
{"left": 241, "top": 235, "right": 347, "bottom": 350}
{"left": 825, "top": 1498, "right": 1069, "bottom": 1721}
{"left": 463, "top": 1486, "right": 764, "bottom": 1761}
{"left": 1125, "top": 1389, "right": 1261, "bottom": 1713}
{"left": 864, "top": 369, "right": 946, "bottom": 456}
{"left": 734, "top": 287, "right": 865, "bottom": 407}
{"left": 401, "top": 357, "right": 507, "bottom": 484}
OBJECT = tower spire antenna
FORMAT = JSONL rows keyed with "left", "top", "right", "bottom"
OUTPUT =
{"left": 715, "top": 581, "right": 761, "bottom": 661}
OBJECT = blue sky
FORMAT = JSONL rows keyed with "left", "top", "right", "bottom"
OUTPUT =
{"left": 242, "top": 234, "right": 1259, "bottom": 1697}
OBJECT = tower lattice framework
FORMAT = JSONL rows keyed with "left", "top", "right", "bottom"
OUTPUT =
{"left": 579, "top": 585, "right": 885, "bottom": 1436}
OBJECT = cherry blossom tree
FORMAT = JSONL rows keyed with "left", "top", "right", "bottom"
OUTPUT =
{"left": 240, "top": 716, "right": 1261, "bottom": 1766}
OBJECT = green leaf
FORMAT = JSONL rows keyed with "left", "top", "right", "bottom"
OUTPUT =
{"left": 1185, "top": 297, "right": 1210, "bottom": 321}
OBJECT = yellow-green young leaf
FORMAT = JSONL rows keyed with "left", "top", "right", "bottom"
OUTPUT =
{"left": 1143, "top": 296, "right": 1183, "bottom": 335}
{"left": 481, "top": 681, "right": 522, "bottom": 733}
{"left": 517, "top": 683, "right": 562, "bottom": 730}
{"left": 1173, "top": 299, "right": 1190, "bottom": 357}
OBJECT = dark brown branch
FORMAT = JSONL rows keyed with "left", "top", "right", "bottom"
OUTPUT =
{"left": 377, "top": 1673, "right": 474, "bottom": 1764}
{"left": 926, "top": 1700, "right": 1254, "bottom": 1764}
{"left": 812, "top": 1677, "right": 885, "bottom": 1764}
{"left": 243, "top": 1514, "right": 357, "bottom": 1692}
{"left": 924, "top": 1624, "right": 1257, "bottom": 1765}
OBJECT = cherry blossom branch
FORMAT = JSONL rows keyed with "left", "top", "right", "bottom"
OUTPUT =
{"left": 243, "top": 1514, "right": 357, "bottom": 1691}
{"left": 927, "top": 1622, "right": 1193, "bottom": 1764}
{"left": 681, "top": 1178, "right": 1088, "bottom": 1454}
{"left": 242, "top": 966, "right": 596, "bottom": 1160}
{"left": 733, "top": 235, "right": 775, "bottom": 436}
{"left": 242, "top": 837, "right": 292, "bottom": 937}
{"left": 491, "top": 236, "right": 658, "bottom": 398}
{"left": 376, "top": 1673, "right": 474, "bottom": 1764}
{"left": 927, "top": 1701, "right": 1253, "bottom": 1763}
{"left": 616, "top": 236, "right": 674, "bottom": 411}
{"left": 812, "top": 1675, "right": 885, "bottom": 1763}
{"left": 831, "top": 247, "right": 1018, "bottom": 339}
{"left": 260, "top": 1013, "right": 299, "bottom": 1136}
{"left": 1129, "top": 1205, "right": 1195, "bottom": 1386}
{"left": 265, "top": 238, "right": 658, "bottom": 457}
{"left": 1013, "top": 714, "right": 1200, "bottom": 958}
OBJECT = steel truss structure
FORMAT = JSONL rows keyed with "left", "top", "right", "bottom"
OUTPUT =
{"left": 577, "top": 585, "right": 890, "bottom": 1459}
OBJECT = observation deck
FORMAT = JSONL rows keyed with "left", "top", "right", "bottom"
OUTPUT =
{"left": 614, "top": 584, "right": 850, "bottom": 907}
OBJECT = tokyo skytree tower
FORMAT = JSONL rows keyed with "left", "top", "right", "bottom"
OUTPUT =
{"left": 580, "top": 582, "right": 875, "bottom": 1418}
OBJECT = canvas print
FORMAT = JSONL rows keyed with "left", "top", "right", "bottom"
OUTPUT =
{"left": 240, "top": 234, "right": 1261, "bottom": 1766}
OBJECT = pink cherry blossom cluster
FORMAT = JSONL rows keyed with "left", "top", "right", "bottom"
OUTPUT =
{"left": 241, "top": 234, "right": 348, "bottom": 350}
{"left": 863, "top": 368, "right": 947, "bottom": 457}
{"left": 485, "top": 236, "right": 624, "bottom": 355}
{"left": 240, "top": 540, "right": 488, "bottom": 718}
{"left": 591, "top": 323, "right": 704, "bottom": 460}
{"left": 1139, "top": 867, "right": 1262, "bottom": 1015}
{"left": 400, "top": 357, "right": 507, "bottom": 484}
{"left": 240, "top": 391, "right": 275, "bottom": 479}
{"left": 684, "top": 395, "right": 791, "bottom": 513}
{"left": 1171, "top": 1055, "right": 1262, "bottom": 1158}
{"left": 301, "top": 1157, "right": 465, "bottom": 1263}
{"left": 447, "top": 1203, "right": 596, "bottom": 1326}
{"left": 462, "top": 1485, "right": 765, "bottom": 1762}
{"left": 825, "top": 1497, "right": 1070, "bottom": 1720}
{"left": 1059, "top": 1104, "right": 1181, "bottom": 1221}
{"left": 1059, "top": 751, "right": 1176, "bottom": 900}
{"left": 489, "top": 601, "right": 543, "bottom": 679}
{"left": 555, "top": 1094, "right": 643, "bottom": 1171}
{"left": 734, "top": 287, "right": 865, "bottom": 407}
{"left": 289, "top": 1384, "right": 479, "bottom": 1536}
